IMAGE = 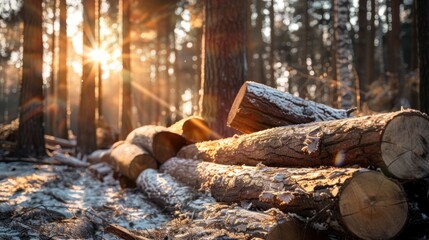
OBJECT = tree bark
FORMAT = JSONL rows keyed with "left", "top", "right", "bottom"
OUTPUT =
{"left": 200, "top": 0, "right": 247, "bottom": 138}
{"left": 417, "top": 0, "right": 429, "bottom": 114}
{"left": 333, "top": 0, "right": 356, "bottom": 109}
{"left": 168, "top": 116, "right": 211, "bottom": 143}
{"left": 180, "top": 109, "right": 429, "bottom": 180}
{"left": 56, "top": 0, "right": 69, "bottom": 139}
{"left": 227, "top": 81, "right": 353, "bottom": 133}
{"left": 161, "top": 158, "right": 408, "bottom": 240}
{"left": 121, "top": 0, "right": 133, "bottom": 139}
{"left": 126, "top": 125, "right": 186, "bottom": 164}
{"left": 110, "top": 142, "right": 157, "bottom": 181}
{"left": 137, "top": 168, "right": 311, "bottom": 239}
{"left": 77, "top": 0, "right": 97, "bottom": 155}
{"left": 17, "top": 0, "right": 46, "bottom": 157}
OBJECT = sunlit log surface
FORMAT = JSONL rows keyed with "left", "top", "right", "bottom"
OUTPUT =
{"left": 227, "top": 81, "right": 353, "bottom": 133}
{"left": 126, "top": 125, "right": 186, "bottom": 164}
{"left": 161, "top": 158, "right": 408, "bottom": 239}
{"left": 180, "top": 109, "right": 429, "bottom": 180}
{"left": 168, "top": 116, "right": 212, "bottom": 143}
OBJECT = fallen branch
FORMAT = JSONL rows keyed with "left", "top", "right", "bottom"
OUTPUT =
{"left": 105, "top": 224, "right": 150, "bottom": 240}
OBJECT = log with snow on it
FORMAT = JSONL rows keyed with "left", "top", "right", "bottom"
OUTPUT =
{"left": 227, "top": 81, "right": 355, "bottom": 134}
{"left": 161, "top": 158, "right": 408, "bottom": 240}
{"left": 110, "top": 142, "right": 157, "bottom": 181}
{"left": 126, "top": 125, "right": 186, "bottom": 164}
{"left": 136, "top": 168, "right": 319, "bottom": 239}
{"left": 168, "top": 116, "right": 212, "bottom": 143}
{"left": 179, "top": 109, "right": 429, "bottom": 180}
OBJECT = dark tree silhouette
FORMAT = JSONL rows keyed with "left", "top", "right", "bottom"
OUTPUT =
{"left": 417, "top": 0, "right": 429, "bottom": 113}
{"left": 56, "top": 0, "right": 69, "bottom": 139}
{"left": 17, "top": 0, "right": 46, "bottom": 157}
{"left": 121, "top": 0, "right": 132, "bottom": 139}
{"left": 77, "top": 0, "right": 97, "bottom": 155}
{"left": 200, "top": 0, "right": 247, "bottom": 137}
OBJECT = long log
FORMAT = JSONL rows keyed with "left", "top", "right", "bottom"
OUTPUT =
{"left": 168, "top": 116, "right": 212, "bottom": 143}
{"left": 126, "top": 125, "right": 186, "bottom": 164}
{"left": 161, "top": 158, "right": 408, "bottom": 240}
{"left": 44, "top": 135, "right": 76, "bottom": 148}
{"left": 180, "top": 109, "right": 429, "bottom": 180}
{"left": 227, "top": 81, "right": 354, "bottom": 133}
{"left": 110, "top": 142, "right": 157, "bottom": 181}
{"left": 136, "top": 168, "right": 316, "bottom": 239}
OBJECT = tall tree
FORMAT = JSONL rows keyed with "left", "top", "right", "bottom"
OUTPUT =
{"left": 17, "top": 0, "right": 46, "bottom": 156}
{"left": 365, "top": 0, "right": 376, "bottom": 86}
{"left": 417, "top": 0, "right": 429, "bottom": 114}
{"left": 388, "top": 0, "right": 403, "bottom": 107}
{"left": 356, "top": 0, "right": 367, "bottom": 103}
{"left": 77, "top": 0, "right": 97, "bottom": 155}
{"left": 333, "top": 0, "right": 356, "bottom": 109}
{"left": 121, "top": 0, "right": 132, "bottom": 138}
{"left": 200, "top": 0, "right": 247, "bottom": 137}
{"left": 55, "top": 0, "right": 68, "bottom": 139}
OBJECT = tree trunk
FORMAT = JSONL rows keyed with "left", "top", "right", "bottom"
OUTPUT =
{"left": 161, "top": 158, "right": 408, "bottom": 240}
{"left": 121, "top": 0, "right": 133, "bottom": 139}
{"left": 110, "top": 142, "right": 157, "bottom": 181}
{"left": 365, "top": 0, "right": 376, "bottom": 86}
{"left": 200, "top": 0, "right": 247, "bottom": 138}
{"left": 17, "top": 0, "right": 46, "bottom": 157}
{"left": 125, "top": 125, "right": 186, "bottom": 164}
{"left": 179, "top": 109, "right": 429, "bottom": 180}
{"left": 168, "top": 116, "right": 211, "bottom": 143}
{"left": 137, "top": 168, "right": 312, "bottom": 239}
{"left": 417, "top": 0, "right": 429, "bottom": 114}
{"left": 356, "top": 0, "right": 367, "bottom": 104}
{"left": 388, "top": 0, "right": 403, "bottom": 108}
{"left": 77, "top": 0, "right": 97, "bottom": 155}
{"left": 269, "top": 0, "right": 275, "bottom": 88}
{"left": 227, "top": 81, "right": 353, "bottom": 134}
{"left": 56, "top": 0, "right": 69, "bottom": 139}
{"left": 333, "top": 0, "right": 356, "bottom": 109}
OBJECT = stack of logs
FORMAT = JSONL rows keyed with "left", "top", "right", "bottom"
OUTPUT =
{"left": 89, "top": 81, "right": 429, "bottom": 240}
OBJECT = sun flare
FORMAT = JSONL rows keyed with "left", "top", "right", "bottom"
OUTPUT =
{"left": 89, "top": 47, "right": 109, "bottom": 63}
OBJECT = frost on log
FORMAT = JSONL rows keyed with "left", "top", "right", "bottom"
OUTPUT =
{"left": 161, "top": 158, "right": 408, "bottom": 239}
{"left": 179, "top": 109, "right": 429, "bottom": 180}
{"left": 227, "top": 81, "right": 354, "bottom": 133}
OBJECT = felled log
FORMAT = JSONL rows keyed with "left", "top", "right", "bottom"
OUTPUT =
{"left": 44, "top": 135, "right": 76, "bottom": 148}
{"left": 110, "top": 142, "right": 157, "bottom": 181}
{"left": 180, "top": 109, "right": 429, "bottom": 180}
{"left": 168, "top": 116, "right": 212, "bottom": 143}
{"left": 161, "top": 158, "right": 408, "bottom": 240}
{"left": 87, "top": 149, "right": 112, "bottom": 164}
{"left": 52, "top": 152, "right": 89, "bottom": 167}
{"left": 227, "top": 81, "right": 354, "bottom": 133}
{"left": 87, "top": 162, "right": 112, "bottom": 181}
{"left": 136, "top": 168, "right": 314, "bottom": 239}
{"left": 126, "top": 125, "right": 186, "bottom": 164}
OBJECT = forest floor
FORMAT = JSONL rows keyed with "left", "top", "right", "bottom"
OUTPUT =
{"left": 0, "top": 161, "right": 248, "bottom": 240}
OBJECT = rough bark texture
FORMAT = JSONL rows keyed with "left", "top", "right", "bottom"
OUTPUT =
{"left": 56, "top": 0, "right": 68, "bottom": 139}
{"left": 200, "top": 0, "right": 247, "bottom": 138}
{"left": 227, "top": 81, "right": 353, "bottom": 133}
{"left": 137, "top": 168, "right": 308, "bottom": 239}
{"left": 121, "top": 0, "right": 133, "bottom": 139}
{"left": 110, "top": 142, "right": 157, "bottom": 181}
{"left": 161, "top": 158, "right": 408, "bottom": 239}
{"left": 17, "top": 0, "right": 46, "bottom": 157}
{"left": 126, "top": 125, "right": 186, "bottom": 164}
{"left": 168, "top": 116, "right": 212, "bottom": 143}
{"left": 180, "top": 109, "right": 429, "bottom": 180}
{"left": 418, "top": 0, "right": 429, "bottom": 114}
{"left": 77, "top": 0, "right": 97, "bottom": 155}
{"left": 333, "top": 0, "right": 356, "bottom": 109}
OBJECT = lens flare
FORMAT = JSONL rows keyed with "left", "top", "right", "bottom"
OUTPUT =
{"left": 334, "top": 150, "right": 345, "bottom": 167}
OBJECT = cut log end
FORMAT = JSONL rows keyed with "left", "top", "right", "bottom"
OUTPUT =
{"left": 381, "top": 114, "right": 429, "bottom": 179}
{"left": 339, "top": 171, "right": 408, "bottom": 240}
{"left": 227, "top": 82, "right": 248, "bottom": 130}
{"left": 182, "top": 118, "right": 211, "bottom": 143}
{"left": 153, "top": 132, "right": 186, "bottom": 164}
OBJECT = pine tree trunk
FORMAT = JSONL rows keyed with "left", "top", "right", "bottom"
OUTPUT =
{"left": 18, "top": 0, "right": 46, "bottom": 157}
{"left": 77, "top": 0, "right": 97, "bottom": 155}
{"left": 333, "top": 0, "right": 356, "bottom": 109}
{"left": 201, "top": 0, "right": 247, "bottom": 137}
{"left": 56, "top": 0, "right": 68, "bottom": 139}
{"left": 121, "top": 0, "right": 133, "bottom": 139}
{"left": 161, "top": 158, "right": 408, "bottom": 240}
{"left": 356, "top": 0, "right": 367, "bottom": 104}
{"left": 227, "top": 81, "right": 353, "bottom": 133}
{"left": 417, "top": 0, "right": 429, "bottom": 114}
{"left": 179, "top": 110, "right": 429, "bottom": 180}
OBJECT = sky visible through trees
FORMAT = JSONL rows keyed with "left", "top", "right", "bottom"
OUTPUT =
{"left": 0, "top": 0, "right": 422, "bottom": 139}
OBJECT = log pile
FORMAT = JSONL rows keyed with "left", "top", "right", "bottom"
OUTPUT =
{"left": 86, "top": 81, "right": 429, "bottom": 239}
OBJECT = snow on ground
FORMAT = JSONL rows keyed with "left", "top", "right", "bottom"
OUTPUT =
{"left": 0, "top": 162, "right": 171, "bottom": 239}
